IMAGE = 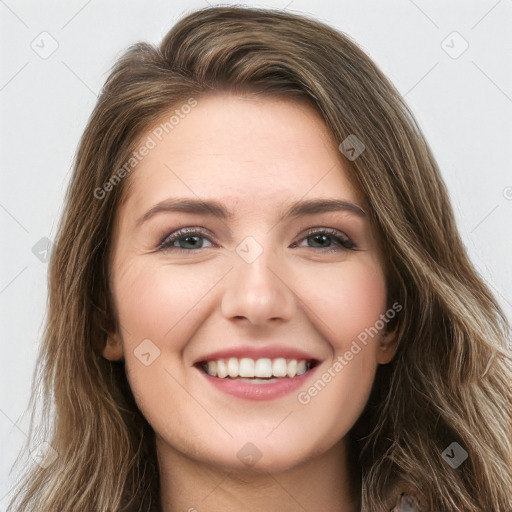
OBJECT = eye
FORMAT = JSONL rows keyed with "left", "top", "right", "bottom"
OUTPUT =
{"left": 157, "top": 227, "right": 357, "bottom": 254}
{"left": 292, "top": 228, "right": 357, "bottom": 253}
{"left": 158, "top": 227, "right": 214, "bottom": 252}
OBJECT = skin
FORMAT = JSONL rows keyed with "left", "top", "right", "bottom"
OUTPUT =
{"left": 103, "top": 92, "right": 398, "bottom": 512}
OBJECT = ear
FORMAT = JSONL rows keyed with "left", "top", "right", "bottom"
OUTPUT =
{"left": 102, "top": 331, "right": 124, "bottom": 361}
{"left": 376, "top": 323, "right": 399, "bottom": 365}
{"left": 98, "top": 288, "right": 124, "bottom": 361}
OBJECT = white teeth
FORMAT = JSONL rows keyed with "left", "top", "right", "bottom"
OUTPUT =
{"left": 272, "top": 358, "right": 287, "bottom": 377}
{"left": 297, "top": 360, "right": 307, "bottom": 376}
{"left": 287, "top": 359, "right": 297, "bottom": 377}
{"left": 227, "top": 357, "right": 238, "bottom": 378}
{"left": 201, "top": 357, "right": 313, "bottom": 379}
{"left": 206, "top": 360, "right": 217, "bottom": 376}
{"left": 254, "top": 358, "right": 273, "bottom": 378}
{"left": 239, "top": 358, "right": 255, "bottom": 377}
{"left": 216, "top": 360, "right": 228, "bottom": 378}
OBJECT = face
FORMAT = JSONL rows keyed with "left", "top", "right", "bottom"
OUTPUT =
{"left": 104, "top": 92, "right": 397, "bottom": 474}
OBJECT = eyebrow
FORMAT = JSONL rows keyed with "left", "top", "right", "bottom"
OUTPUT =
{"left": 136, "top": 197, "right": 367, "bottom": 227}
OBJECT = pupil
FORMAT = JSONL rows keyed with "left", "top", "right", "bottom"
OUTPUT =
{"left": 181, "top": 235, "right": 201, "bottom": 249}
{"left": 312, "top": 234, "right": 329, "bottom": 247}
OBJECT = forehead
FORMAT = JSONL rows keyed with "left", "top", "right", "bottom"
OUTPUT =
{"left": 120, "top": 92, "right": 364, "bottom": 218}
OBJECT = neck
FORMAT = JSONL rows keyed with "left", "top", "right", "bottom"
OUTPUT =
{"left": 156, "top": 436, "right": 359, "bottom": 512}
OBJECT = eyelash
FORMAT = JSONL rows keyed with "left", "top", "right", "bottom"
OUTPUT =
{"left": 157, "top": 227, "right": 357, "bottom": 254}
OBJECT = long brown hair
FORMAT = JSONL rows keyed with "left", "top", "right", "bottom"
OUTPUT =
{"left": 8, "top": 6, "right": 511, "bottom": 511}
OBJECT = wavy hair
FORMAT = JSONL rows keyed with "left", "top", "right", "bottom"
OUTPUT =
{"left": 8, "top": 6, "right": 511, "bottom": 512}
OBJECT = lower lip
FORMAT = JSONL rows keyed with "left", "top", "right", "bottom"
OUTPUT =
{"left": 198, "top": 365, "right": 319, "bottom": 401}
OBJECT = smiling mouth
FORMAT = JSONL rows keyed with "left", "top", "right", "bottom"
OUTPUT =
{"left": 195, "top": 357, "right": 320, "bottom": 380}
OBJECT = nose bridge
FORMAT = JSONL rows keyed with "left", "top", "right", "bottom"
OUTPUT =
{"left": 221, "top": 234, "right": 296, "bottom": 325}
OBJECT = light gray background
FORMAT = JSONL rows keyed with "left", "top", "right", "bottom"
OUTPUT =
{"left": 1, "top": 0, "right": 511, "bottom": 507}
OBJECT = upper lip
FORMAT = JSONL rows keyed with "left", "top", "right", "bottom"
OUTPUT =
{"left": 194, "top": 344, "right": 322, "bottom": 365}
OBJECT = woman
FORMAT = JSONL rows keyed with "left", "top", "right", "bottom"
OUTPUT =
{"left": 8, "top": 6, "right": 511, "bottom": 512}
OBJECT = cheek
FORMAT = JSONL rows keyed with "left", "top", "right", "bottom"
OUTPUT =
{"left": 111, "top": 259, "right": 228, "bottom": 412}
{"left": 291, "top": 264, "right": 386, "bottom": 444}
{"left": 113, "top": 261, "right": 222, "bottom": 344}
{"left": 305, "top": 259, "right": 388, "bottom": 351}
{"left": 111, "top": 261, "right": 218, "bottom": 428}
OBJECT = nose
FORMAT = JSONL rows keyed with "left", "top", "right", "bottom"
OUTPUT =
{"left": 221, "top": 245, "right": 296, "bottom": 327}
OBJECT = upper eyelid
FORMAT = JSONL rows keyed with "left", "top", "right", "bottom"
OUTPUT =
{"left": 158, "top": 227, "right": 216, "bottom": 249}
{"left": 160, "top": 225, "right": 350, "bottom": 239}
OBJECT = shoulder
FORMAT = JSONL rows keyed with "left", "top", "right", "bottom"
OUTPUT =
{"left": 389, "top": 492, "right": 427, "bottom": 512}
